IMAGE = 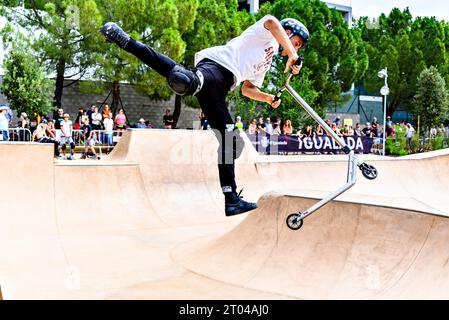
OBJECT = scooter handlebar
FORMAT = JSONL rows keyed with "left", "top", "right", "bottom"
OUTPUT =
{"left": 272, "top": 55, "right": 304, "bottom": 103}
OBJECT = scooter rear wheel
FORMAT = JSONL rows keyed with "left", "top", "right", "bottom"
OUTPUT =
{"left": 286, "top": 213, "right": 304, "bottom": 230}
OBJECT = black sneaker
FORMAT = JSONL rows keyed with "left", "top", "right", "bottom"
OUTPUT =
{"left": 100, "top": 22, "right": 130, "bottom": 48}
{"left": 225, "top": 189, "right": 257, "bottom": 217}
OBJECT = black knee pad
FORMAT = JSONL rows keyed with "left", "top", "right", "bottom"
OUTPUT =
{"left": 167, "top": 65, "right": 203, "bottom": 96}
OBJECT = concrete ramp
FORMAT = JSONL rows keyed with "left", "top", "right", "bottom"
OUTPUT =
{"left": 1, "top": 130, "right": 449, "bottom": 299}
{"left": 175, "top": 193, "right": 449, "bottom": 299}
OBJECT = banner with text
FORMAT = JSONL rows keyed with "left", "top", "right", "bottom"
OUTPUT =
{"left": 248, "top": 134, "right": 374, "bottom": 154}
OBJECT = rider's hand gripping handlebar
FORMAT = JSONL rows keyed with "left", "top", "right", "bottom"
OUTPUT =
{"left": 273, "top": 55, "right": 304, "bottom": 103}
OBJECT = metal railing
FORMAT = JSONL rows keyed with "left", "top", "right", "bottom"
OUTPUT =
{"left": 3, "top": 128, "right": 33, "bottom": 142}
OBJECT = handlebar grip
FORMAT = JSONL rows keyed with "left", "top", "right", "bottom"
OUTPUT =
{"left": 294, "top": 54, "right": 304, "bottom": 66}
{"left": 273, "top": 92, "right": 282, "bottom": 103}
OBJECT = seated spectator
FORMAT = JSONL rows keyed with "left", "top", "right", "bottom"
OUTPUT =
{"left": 341, "top": 124, "right": 349, "bottom": 136}
{"left": 264, "top": 117, "right": 273, "bottom": 134}
{"left": 283, "top": 120, "right": 293, "bottom": 136}
{"left": 45, "top": 119, "right": 57, "bottom": 140}
{"left": 136, "top": 118, "right": 147, "bottom": 128}
{"left": 146, "top": 121, "right": 153, "bottom": 129}
{"left": 235, "top": 116, "right": 244, "bottom": 130}
{"left": 32, "top": 120, "right": 60, "bottom": 157}
{"left": 248, "top": 119, "right": 257, "bottom": 135}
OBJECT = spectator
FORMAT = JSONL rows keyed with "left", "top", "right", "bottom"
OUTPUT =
{"left": 54, "top": 108, "right": 64, "bottom": 141}
{"left": 257, "top": 122, "right": 266, "bottom": 133}
{"left": 199, "top": 112, "right": 208, "bottom": 130}
{"left": 91, "top": 106, "right": 103, "bottom": 143}
{"left": 45, "top": 119, "right": 57, "bottom": 140}
{"left": 264, "top": 117, "right": 273, "bottom": 134}
{"left": 341, "top": 124, "right": 349, "bottom": 136}
{"left": 303, "top": 124, "right": 313, "bottom": 137}
{"left": 114, "top": 108, "right": 127, "bottom": 133}
{"left": 146, "top": 121, "right": 153, "bottom": 129}
{"left": 371, "top": 117, "right": 379, "bottom": 132}
{"left": 283, "top": 120, "right": 293, "bottom": 136}
{"left": 248, "top": 119, "right": 257, "bottom": 135}
{"left": 81, "top": 117, "right": 100, "bottom": 160}
{"left": 362, "top": 122, "right": 373, "bottom": 138}
{"left": 333, "top": 116, "right": 341, "bottom": 128}
{"left": 17, "top": 112, "right": 31, "bottom": 141}
{"left": 87, "top": 104, "right": 96, "bottom": 124}
{"left": 235, "top": 116, "right": 244, "bottom": 130}
{"left": 354, "top": 123, "right": 363, "bottom": 136}
{"left": 59, "top": 113, "right": 76, "bottom": 160}
{"left": 102, "top": 103, "right": 113, "bottom": 119}
{"left": 0, "top": 105, "right": 9, "bottom": 141}
{"left": 331, "top": 123, "right": 342, "bottom": 136}
{"left": 347, "top": 125, "right": 354, "bottom": 136}
{"left": 430, "top": 127, "right": 437, "bottom": 138}
{"left": 3, "top": 105, "right": 13, "bottom": 127}
{"left": 386, "top": 124, "right": 395, "bottom": 137}
{"left": 74, "top": 108, "right": 84, "bottom": 143}
{"left": 32, "top": 121, "right": 60, "bottom": 158}
{"left": 386, "top": 116, "right": 393, "bottom": 127}
{"left": 406, "top": 123, "right": 415, "bottom": 149}
{"left": 136, "top": 118, "right": 147, "bottom": 128}
{"left": 163, "top": 109, "right": 174, "bottom": 129}
{"left": 103, "top": 113, "right": 114, "bottom": 153}
{"left": 315, "top": 124, "right": 324, "bottom": 136}
{"left": 272, "top": 118, "right": 281, "bottom": 135}
{"left": 258, "top": 117, "right": 264, "bottom": 126}
{"left": 325, "top": 119, "right": 331, "bottom": 128}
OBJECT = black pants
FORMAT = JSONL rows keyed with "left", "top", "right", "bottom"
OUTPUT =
{"left": 125, "top": 39, "right": 240, "bottom": 193}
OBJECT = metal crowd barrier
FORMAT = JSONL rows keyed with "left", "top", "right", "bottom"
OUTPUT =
{"left": 4, "top": 128, "right": 33, "bottom": 142}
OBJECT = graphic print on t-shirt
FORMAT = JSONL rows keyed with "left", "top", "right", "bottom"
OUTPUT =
{"left": 254, "top": 46, "right": 275, "bottom": 74}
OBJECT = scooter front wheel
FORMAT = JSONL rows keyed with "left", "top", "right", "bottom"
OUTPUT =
{"left": 286, "top": 213, "right": 304, "bottom": 230}
{"left": 360, "top": 163, "right": 378, "bottom": 180}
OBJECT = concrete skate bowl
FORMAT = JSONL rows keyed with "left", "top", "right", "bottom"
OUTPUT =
{"left": 174, "top": 193, "right": 449, "bottom": 300}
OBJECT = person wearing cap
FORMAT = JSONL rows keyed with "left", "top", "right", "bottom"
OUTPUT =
{"left": 0, "top": 105, "right": 9, "bottom": 141}
{"left": 362, "top": 122, "right": 373, "bottom": 138}
{"left": 136, "top": 117, "right": 147, "bottom": 129}
{"left": 59, "top": 113, "right": 75, "bottom": 159}
{"left": 235, "top": 116, "right": 244, "bottom": 131}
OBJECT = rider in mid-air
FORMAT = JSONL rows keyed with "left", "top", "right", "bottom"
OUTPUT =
{"left": 101, "top": 14, "right": 309, "bottom": 217}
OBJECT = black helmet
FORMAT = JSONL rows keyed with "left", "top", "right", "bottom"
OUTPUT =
{"left": 280, "top": 18, "right": 310, "bottom": 48}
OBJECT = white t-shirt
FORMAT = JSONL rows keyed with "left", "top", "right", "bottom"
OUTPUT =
{"left": 104, "top": 118, "right": 114, "bottom": 133}
{"left": 0, "top": 113, "right": 8, "bottom": 131}
{"left": 406, "top": 126, "right": 415, "bottom": 138}
{"left": 195, "top": 15, "right": 279, "bottom": 90}
{"left": 92, "top": 112, "right": 102, "bottom": 125}
{"left": 60, "top": 120, "right": 72, "bottom": 137}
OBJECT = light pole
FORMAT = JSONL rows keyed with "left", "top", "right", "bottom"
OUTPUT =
{"left": 378, "top": 68, "right": 389, "bottom": 156}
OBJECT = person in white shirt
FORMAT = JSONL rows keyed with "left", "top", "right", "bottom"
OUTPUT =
{"left": 406, "top": 123, "right": 415, "bottom": 149}
{"left": 91, "top": 106, "right": 103, "bottom": 143}
{"left": 59, "top": 113, "right": 75, "bottom": 159}
{"left": 103, "top": 113, "right": 114, "bottom": 153}
{"left": 0, "top": 106, "right": 9, "bottom": 141}
{"left": 101, "top": 15, "right": 309, "bottom": 217}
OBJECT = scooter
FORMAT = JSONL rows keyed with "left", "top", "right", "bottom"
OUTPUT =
{"left": 274, "top": 58, "right": 378, "bottom": 231}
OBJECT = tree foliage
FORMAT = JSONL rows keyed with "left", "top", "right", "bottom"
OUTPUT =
{"left": 1, "top": 49, "right": 53, "bottom": 117}
{"left": 356, "top": 8, "right": 449, "bottom": 117}
{"left": 412, "top": 66, "right": 449, "bottom": 132}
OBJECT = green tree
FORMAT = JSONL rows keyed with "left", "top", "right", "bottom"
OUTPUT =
{"left": 357, "top": 8, "right": 449, "bottom": 117}
{"left": 412, "top": 66, "right": 449, "bottom": 133}
{"left": 1, "top": 49, "right": 54, "bottom": 117}
{"left": 0, "top": 0, "right": 103, "bottom": 108}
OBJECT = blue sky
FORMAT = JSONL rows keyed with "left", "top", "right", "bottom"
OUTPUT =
{"left": 328, "top": 0, "right": 449, "bottom": 21}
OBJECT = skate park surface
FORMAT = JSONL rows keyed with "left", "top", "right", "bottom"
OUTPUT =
{"left": 1, "top": 129, "right": 449, "bottom": 300}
